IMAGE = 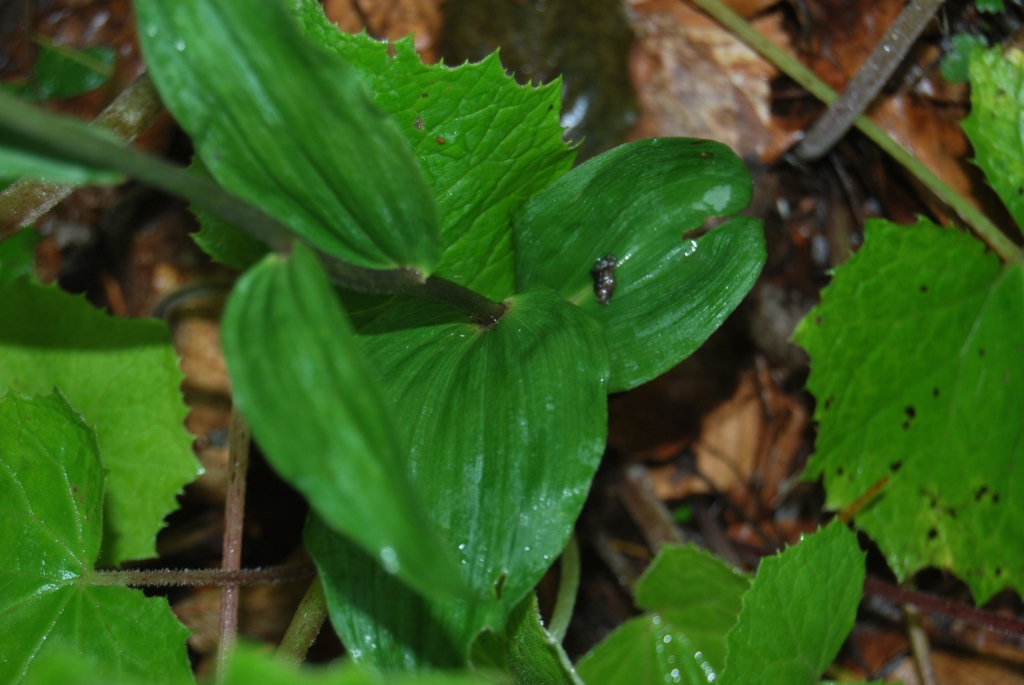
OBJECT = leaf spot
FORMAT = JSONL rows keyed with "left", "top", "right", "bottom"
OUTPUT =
{"left": 436, "top": 137, "right": 446, "bottom": 145}
{"left": 414, "top": 115, "right": 424, "bottom": 130}
{"left": 890, "top": 461, "right": 903, "bottom": 472}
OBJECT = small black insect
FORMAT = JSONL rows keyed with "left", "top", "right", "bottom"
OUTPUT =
{"left": 590, "top": 255, "right": 618, "bottom": 305}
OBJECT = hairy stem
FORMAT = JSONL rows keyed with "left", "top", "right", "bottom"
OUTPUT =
{"left": 276, "top": 577, "right": 328, "bottom": 666}
{"left": 794, "top": 0, "right": 946, "bottom": 161}
{"left": 685, "top": 0, "right": 1023, "bottom": 263}
{"left": 216, "top": 409, "right": 251, "bottom": 681}
{"left": 90, "top": 563, "right": 316, "bottom": 587}
{"left": 0, "top": 73, "right": 164, "bottom": 238}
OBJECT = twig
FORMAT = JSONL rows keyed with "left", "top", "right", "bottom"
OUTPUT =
{"left": 794, "top": 0, "right": 946, "bottom": 161}
{"left": 216, "top": 409, "right": 250, "bottom": 681}
{"left": 548, "top": 533, "right": 580, "bottom": 643}
{"left": 684, "top": 0, "right": 1023, "bottom": 264}
{"left": 276, "top": 576, "right": 328, "bottom": 667}
{"left": 618, "top": 464, "right": 686, "bottom": 551}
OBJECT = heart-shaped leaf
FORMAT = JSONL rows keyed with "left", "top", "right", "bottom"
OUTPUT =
{"left": 0, "top": 392, "right": 192, "bottom": 684}
{"left": 308, "top": 289, "right": 609, "bottom": 669}
{"left": 133, "top": 0, "right": 441, "bottom": 272}
{"left": 221, "top": 242, "right": 467, "bottom": 603}
{"left": 514, "top": 138, "right": 765, "bottom": 392}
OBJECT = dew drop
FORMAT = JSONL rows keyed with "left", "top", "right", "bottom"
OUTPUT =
{"left": 380, "top": 546, "right": 399, "bottom": 574}
{"left": 174, "top": 39, "right": 186, "bottom": 51}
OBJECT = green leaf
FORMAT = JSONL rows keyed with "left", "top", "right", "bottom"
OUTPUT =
{"left": 719, "top": 522, "right": 864, "bottom": 685}
{"left": 134, "top": 0, "right": 441, "bottom": 273}
{"left": 30, "top": 41, "right": 115, "bottom": 101}
{"left": 187, "top": 159, "right": 270, "bottom": 271}
{"left": 962, "top": 47, "right": 1024, "bottom": 228}
{"left": 470, "top": 594, "right": 583, "bottom": 685}
{"left": 291, "top": 0, "right": 575, "bottom": 300}
{"left": 221, "top": 242, "right": 467, "bottom": 603}
{"left": 793, "top": 218, "right": 1024, "bottom": 602}
{"left": 576, "top": 545, "right": 749, "bottom": 685}
{"left": 0, "top": 392, "right": 192, "bottom": 684}
{"left": 513, "top": 138, "right": 765, "bottom": 392}
{"left": 0, "top": 278, "right": 200, "bottom": 564}
{"left": 939, "top": 33, "right": 987, "bottom": 84}
{"left": 976, "top": 0, "right": 1004, "bottom": 12}
{"left": 309, "top": 289, "right": 609, "bottom": 669}
{"left": 0, "top": 230, "right": 40, "bottom": 284}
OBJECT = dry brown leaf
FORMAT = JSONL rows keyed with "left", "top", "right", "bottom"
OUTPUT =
{"left": 324, "top": 0, "right": 443, "bottom": 62}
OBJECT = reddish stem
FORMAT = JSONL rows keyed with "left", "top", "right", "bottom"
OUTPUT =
{"left": 864, "top": 577, "right": 1024, "bottom": 637}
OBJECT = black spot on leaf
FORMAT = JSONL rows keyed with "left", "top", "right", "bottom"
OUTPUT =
{"left": 932, "top": 387, "right": 940, "bottom": 398}
{"left": 890, "top": 461, "right": 903, "bottom": 472}
{"left": 927, "top": 528, "right": 938, "bottom": 540}
{"left": 974, "top": 486, "right": 988, "bottom": 501}
{"left": 920, "top": 284, "right": 928, "bottom": 293}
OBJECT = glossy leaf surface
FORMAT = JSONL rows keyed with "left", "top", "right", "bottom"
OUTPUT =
{"left": 0, "top": 392, "right": 192, "bottom": 684}
{"left": 514, "top": 138, "right": 765, "bottom": 391}
{"left": 291, "top": 0, "right": 575, "bottom": 300}
{"left": 310, "top": 289, "right": 609, "bottom": 669}
{"left": 794, "top": 219, "right": 1024, "bottom": 602}
{"left": 134, "top": 0, "right": 441, "bottom": 272}
{"left": 0, "top": 278, "right": 199, "bottom": 564}
{"left": 962, "top": 47, "right": 1024, "bottom": 229}
{"left": 719, "top": 522, "right": 864, "bottom": 685}
{"left": 221, "top": 243, "right": 466, "bottom": 602}
{"left": 470, "top": 594, "right": 582, "bottom": 685}
{"left": 576, "top": 545, "right": 748, "bottom": 685}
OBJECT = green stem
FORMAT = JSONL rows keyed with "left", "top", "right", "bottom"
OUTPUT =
{"left": 0, "top": 90, "right": 510, "bottom": 320}
{"left": 685, "top": 0, "right": 1024, "bottom": 263}
{"left": 276, "top": 577, "right": 328, "bottom": 666}
{"left": 0, "top": 73, "right": 164, "bottom": 238}
{"left": 548, "top": 533, "right": 580, "bottom": 642}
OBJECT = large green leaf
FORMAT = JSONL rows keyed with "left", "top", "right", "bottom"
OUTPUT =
{"left": 133, "top": 0, "right": 441, "bottom": 273}
{"left": 309, "top": 289, "right": 609, "bottom": 669}
{"left": 0, "top": 392, "right": 192, "bottom": 684}
{"left": 718, "top": 522, "right": 864, "bottom": 685}
{"left": 961, "top": 47, "right": 1024, "bottom": 228}
{"left": 290, "top": 0, "right": 575, "bottom": 300}
{"left": 220, "top": 243, "right": 466, "bottom": 602}
{"left": 576, "top": 545, "right": 749, "bottom": 685}
{"left": 0, "top": 279, "right": 200, "bottom": 564}
{"left": 513, "top": 138, "right": 765, "bottom": 392}
{"left": 470, "top": 594, "right": 583, "bottom": 685}
{"left": 794, "top": 218, "right": 1024, "bottom": 602}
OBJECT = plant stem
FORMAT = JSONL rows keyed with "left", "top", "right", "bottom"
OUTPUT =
{"left": 216, "top": 409, "right": 251, "bottom": 682}
{"left": 903, "top": 603, "right": 938, "bottom": 685}
{"left": 548, "top": 533, "right": 580, "bottom": 642}
{"left": 794, "top": 0, "right": 946, "bottom": 161}
{"left": 864, "top": 576, "right": 1024, "bottom": 637}
{"left": 90, "top": 563, "right": 316, "bottom": 587}
{"left": 0, "top": 73, "right": 164, "bottom": 238}
{"left": 685, "top": 0, "right": 1024, "bottom": 263}
{"left": 276, "top": 577, "right": 328, "bottom": 667}
{"left": 0, "top": 89, "right": 511, "bottom": 322}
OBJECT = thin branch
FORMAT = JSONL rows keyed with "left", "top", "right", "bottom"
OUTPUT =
{"left": 684, "top": 0, "right": 1024, "bottom": 264}
{"left": 216, "top": 409, "right": 251, "bottom": 681}
{"left": 89, "top": 563, "right": 316, "bottom": 587}
{"left": 904, "top": 603, "right": 938, "bottom": 685}
{"left": 794, "top": 0, "right": 946, "bottom": 161}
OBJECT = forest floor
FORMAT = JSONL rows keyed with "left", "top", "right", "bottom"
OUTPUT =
{"left": 3, "top": 0, "right": 1024, "bottom": 682}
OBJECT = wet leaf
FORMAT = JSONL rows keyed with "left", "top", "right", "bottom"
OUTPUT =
{"left": 134, "top": 0, "right": 441, "bottom": 272}
{"left": 0, "top": 392, "right": 192, "bottom": 684}
{"left": 221, "top": 242, "right": 467, "bottom": 602}
{"left": 794, "top": 218, "right": 1024, "bottom": 602}
{"left": 719, "top": 522, "right": 864, "bottom": 685}
{"left": 291, "top": 0, "right": 574, "bottom": 300}
{"left": 0, "top": 279, "right": 200, "bottom": 564}
{"left": 576, "top": 545, "right": 748, "bottom": 685}
{"left": 309, "top": 289, "right": 609, "bottom": 669}
{"left": 470, "top": 594, "right": 582, "bottom": 685}
{"left": 514, "top": 138, "right": 764, "bottom": 391}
